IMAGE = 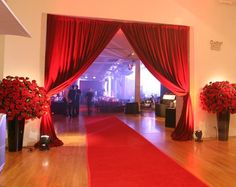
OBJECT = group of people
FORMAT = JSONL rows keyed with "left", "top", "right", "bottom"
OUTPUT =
{"left": 67, "top": 85, "right": 94, "bottom": 117}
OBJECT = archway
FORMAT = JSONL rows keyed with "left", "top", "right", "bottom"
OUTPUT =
{"left": 41, "top": 14, "right": 193, "bottom": 146}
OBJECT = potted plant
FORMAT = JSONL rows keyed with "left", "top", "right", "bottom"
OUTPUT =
{"left": 200, "top": 81, "right": 236, "bottom": 140}
{"left": 0, "top": 76, "right": 49, "bottom": 151}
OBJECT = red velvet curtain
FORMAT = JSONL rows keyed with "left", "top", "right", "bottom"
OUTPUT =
{"left": 122, "top": 23, "right": 193, "bottom": 140}
{"left": 42, "top": 15, "right": 193, "bottom": 145}
{"left": 41, "top": 14, "right": 121, "bottom": 146}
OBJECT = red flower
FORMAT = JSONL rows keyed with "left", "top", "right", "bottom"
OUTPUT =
{"left": 0, "top": 76, "right": 49, "bottom": 120}
{"left": 200, "top": 81, "right": 236, "bottom": 114}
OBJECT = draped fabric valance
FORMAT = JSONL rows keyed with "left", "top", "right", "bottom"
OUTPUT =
{"left": 41, "top": 14, "right": 193, "bottom": 146}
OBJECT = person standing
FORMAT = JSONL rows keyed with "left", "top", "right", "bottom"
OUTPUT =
{"left": 68, "top": 85, "right": 77, "bottom": 117}
{"left": 75, "top": 85, "right": 81, "bottom": 116}
{"left": 86, "top": 88, "right": 94, "bottom": 115}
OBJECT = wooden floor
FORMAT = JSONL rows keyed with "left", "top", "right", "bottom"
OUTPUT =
{"left": 1, "top": 109, "right": 236, "bottom": 187}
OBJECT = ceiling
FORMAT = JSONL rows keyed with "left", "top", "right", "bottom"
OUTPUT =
{"left": 1, "top": 0, "right": 236, "bottom": 37}
{"left": 0, "top": 0, "right": 30, "bottom": 37}
{"left": 0, "top": 0, "right": 136, "bottom": 81}
{"left": 80, "top": 0, "right": 236, "bottom": 81}
{"left": 1, "top": 0, "right": 235, "bottom": 81}
{"left": 81, "top": 29, "right": 140, "bottom": 81}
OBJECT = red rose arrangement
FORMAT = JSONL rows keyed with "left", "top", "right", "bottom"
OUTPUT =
{"left": 200, "top": 81, "right": 236, "bottom": 114}
{"left": 0, "top": 76, "right": 49, "bottom": 120}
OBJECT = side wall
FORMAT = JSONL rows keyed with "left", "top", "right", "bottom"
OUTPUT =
{"left": 0, "top": 36, "right": 4, "bottom": 79}
{"left": 3, "top": 0, "right": 236, "bottom": 145}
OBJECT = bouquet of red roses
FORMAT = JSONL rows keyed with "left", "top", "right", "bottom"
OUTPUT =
{"left": 200, "top": 81, "right": 236, "bottom": 114}
{"left": 0, "top": 76, "right": 49, "bottom": 120}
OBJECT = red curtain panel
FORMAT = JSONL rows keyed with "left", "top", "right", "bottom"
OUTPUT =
{"left": 122, "top": 23, "right": 193, "bottom": 140}
{"left": 42, "top": 14, "right": 121, "bottom": 146}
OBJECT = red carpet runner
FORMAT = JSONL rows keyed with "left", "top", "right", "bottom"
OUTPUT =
{"left": 85, "top": 116, "right": 208, "bottom": 187}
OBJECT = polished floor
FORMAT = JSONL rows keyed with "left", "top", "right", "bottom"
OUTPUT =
{"left": 1, "top": 108, "right": 236, "bottom": 187}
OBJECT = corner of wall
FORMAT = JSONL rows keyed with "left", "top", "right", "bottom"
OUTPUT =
{"left": 0, "top": 36, "right": 5, "bottom": 79}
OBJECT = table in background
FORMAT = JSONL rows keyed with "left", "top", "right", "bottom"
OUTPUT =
{"left": 125, "top": 102, "right": 140, "bottom": 114}
{"left": 51, "top": 101, "right": 67, "bottom": 115}
{"left": 165, "top": 108, "right": 176, "bottom": 128}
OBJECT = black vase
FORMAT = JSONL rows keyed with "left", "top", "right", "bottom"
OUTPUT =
{"left": 216, "top": 111, "right": 230, "bottom": 141}
{"left": 7, "top": 118, "right": 25, "bottom": 152}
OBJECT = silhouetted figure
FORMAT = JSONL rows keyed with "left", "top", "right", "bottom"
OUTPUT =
{"left": 86, "top": 89, "right": 94, "bottom": 115}
{"left": 68, "top": 85, "right": 77, "bottom": 117}
{"left": 75, "top": 85, "right": 81, "bottom": 116}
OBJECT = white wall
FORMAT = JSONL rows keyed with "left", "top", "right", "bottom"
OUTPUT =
{"left": 0, "top": 36, "right": 4, "bottom": 79}
{"left": 3, "top": 0, "right": 236, "bottom": 145}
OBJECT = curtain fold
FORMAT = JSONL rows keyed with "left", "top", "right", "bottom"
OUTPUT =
{"left": 122, "top": 23, "right": 193, "bottom": 140}
{"left": 41, "top": 14, "right": 121, "bottom": 146}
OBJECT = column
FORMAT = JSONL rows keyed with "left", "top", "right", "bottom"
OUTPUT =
{"left": 135, "top": 60, "right": 141, "bottom": 104}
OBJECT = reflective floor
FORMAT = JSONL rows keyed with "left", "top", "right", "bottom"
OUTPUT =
{"left": 1, "top": 107, "right": 236, "bottom": 187}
